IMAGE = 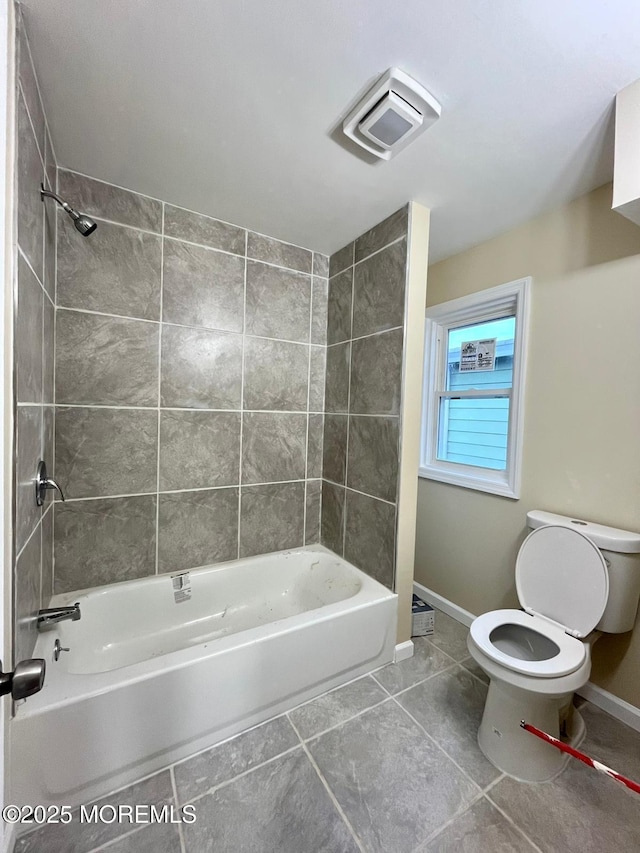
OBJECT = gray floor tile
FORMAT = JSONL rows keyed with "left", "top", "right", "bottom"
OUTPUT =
{"left": 418, "top": 798, "right": 537, "bottom": 852}
{"left": 373, "top": 636, "right": 453, "bottom": 694}
{"left": 579, "top": 701, "right": 640, "bottom": 781}
{"left": 459, "top": 655, "right": 490, "bottom": 685}
{"left": 489, "top": 753, "right": 640, "bottom": 853}
{"left": 174, "top": 715, "right": 299, "bottom": 804}
{"left": 288, "top": 675, "right": 387, "bottom": 740}
{"left": 428, "top": 611, "right": 471, "bottom": 661}
{"left": 104, "top": 821, "right": 182, "bottom": 853}
{"left": 397, "top": 665, "right": 500, "bottom": 788}
{"left": 182, "top": 749, "right": 359, "bottom": 853}
{"left": 308, "top": 700, "right": 479, "bottom": 853}
{"left": 14, "top": 771, "right": 173, "bottom": 853}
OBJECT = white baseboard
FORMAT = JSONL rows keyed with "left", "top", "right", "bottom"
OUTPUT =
{"left": 394, "top": 640, "right": 414, "bottom": 662}
{"left": 413, "top": 581, "right": 475, "bottom": 627}
{"left": 576, "top": 681, "right": 640, "bottom": 733}
{"left": 413, "top": 581, "right": 640, "bottom": 732}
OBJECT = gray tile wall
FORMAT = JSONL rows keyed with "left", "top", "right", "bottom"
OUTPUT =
{"left": 14, "top": 7, "right": 57, "bottom": 663}
{"left": 321, "top": 206, "right": 409, "bottom": 589}
{"left": 52, "top": 169, "right": 328, "bottom": 593}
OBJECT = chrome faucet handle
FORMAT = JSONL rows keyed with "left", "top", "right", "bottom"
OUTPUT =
{"left": 35, "top": 460, "right": 65, "bottom": 506}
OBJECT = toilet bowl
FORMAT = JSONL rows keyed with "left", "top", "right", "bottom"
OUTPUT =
{"left": 467, "top": 510, "right": 640, "bottom": 783}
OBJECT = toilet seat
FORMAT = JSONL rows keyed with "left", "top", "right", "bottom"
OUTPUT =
{"left": 469, "top": 608, "right": 587, "bottom": 677}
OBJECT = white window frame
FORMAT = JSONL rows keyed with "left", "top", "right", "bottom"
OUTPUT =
{"left": 419, "top": 277, "right": 531, "bottom": 499}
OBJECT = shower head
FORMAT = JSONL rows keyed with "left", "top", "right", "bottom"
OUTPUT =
{"left": 40, "top": 184, "right": 97, "bottom": 237}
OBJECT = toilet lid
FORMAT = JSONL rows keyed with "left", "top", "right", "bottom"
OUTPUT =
{"left": 516, "top": 525, "right": 609, "bottom": 638}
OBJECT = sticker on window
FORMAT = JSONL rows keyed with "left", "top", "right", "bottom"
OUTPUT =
{"left": 171, "top": 572, "right": 191, "bottom": 604}
{"left": 459, "top": 338, "right": 496, "bottom": 372}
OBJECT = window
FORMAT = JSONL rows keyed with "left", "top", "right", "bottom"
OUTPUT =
{"left": 420, "top": 278, "right": 530, "bottom": 498}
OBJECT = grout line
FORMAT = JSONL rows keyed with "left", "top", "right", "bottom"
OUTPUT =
{"left": 303, "top": 256, "right": 314, "bottom": 544}
{"left": 17, "top": 77, "right": 45, "bottom": 168}
{"left": 408, "top": 790, "right": 487, "bottom": 853}
{"left": 46, "top": 403, "right": 325, "bottom": 414}
{"left": 155, "top": 203, "right": 165, "bottom": 575}
{"left": 289, "top": 696, "right": 392, "bottom": 745}
{"left": 326, "top": 324, "right": 404, "bottom": 347}
{"left": 322, "top": 478, "right": 397, "bottom": 508}
{"left": 16, "top": 244, "right": 53, "bottom": 308}
{"left": 287, "top": 716, "right": 367, "bottom": 853}
{"left": 340, "top": 265, "right": 356, "bottom": 555}
{"left": 390, "top": 696, "right": 485, "bottom": 796}
{"left": 328, "top": 232, "right": 405, "bottom": 280}
{"left": 170, "top": 766, "right": 188, "bottom": 853}
{"left": 53, "top": 480, "right": 308, "bottom": 504}
{"left": 238, "top": 232, "right": 248, "bottom": 560}
{"left": 484, "top": 793, "right": 545, "bottom": 853}
{"left": 15, "top": 511, "right": 43, "bottom": 564}
{"left": 370, "top": 658, "right": 460, "bottom": 699}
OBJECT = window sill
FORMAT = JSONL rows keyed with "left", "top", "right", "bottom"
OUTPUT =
{"left": 418, "top": 464, "right": 520, "bottom": 499}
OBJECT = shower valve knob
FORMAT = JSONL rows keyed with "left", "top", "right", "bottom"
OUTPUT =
{"left": 0, "top": 658, "right": 46, "bottom": 700}
{"left": 35, "top": 461, "right": 65, "bottom": 506}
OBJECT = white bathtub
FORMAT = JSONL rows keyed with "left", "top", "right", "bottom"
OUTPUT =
{"left": 10, "top": 545, "right": 397, "bottom": 808}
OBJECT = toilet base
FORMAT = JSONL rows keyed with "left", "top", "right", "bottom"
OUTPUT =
{"left": 478, "top": 677, "right": 586, "bottom": 782}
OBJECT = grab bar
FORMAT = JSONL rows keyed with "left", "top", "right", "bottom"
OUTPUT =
{"left": 520, "top": 720, "right": 640, "bottom": 795}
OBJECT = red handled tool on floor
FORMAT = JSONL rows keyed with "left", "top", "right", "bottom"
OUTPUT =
{"left": 520, "top": 721, "right": 640, "bottom": 796}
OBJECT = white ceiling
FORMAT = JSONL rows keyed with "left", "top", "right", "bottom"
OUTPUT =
{"left": 22, "top": 0, "right": 640, "bottom": 261}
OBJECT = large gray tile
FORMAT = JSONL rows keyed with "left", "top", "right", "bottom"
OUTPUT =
{"left": 54, "top": 495, "right": 157, "bottom": 593}
{"left": 427, "top": 611, "right": 471, "bottom": 662}
{"left": 14, "top": 770, "right": 173, "bottom": 853}
{"left": 245, "top": 261, "right": 311, "bottom": 342}
{"left": 247, "top": 231, "right": 312, "bottom": 274}
{"left": 306, "top": 414, "right": 323, "bottom": 479}
{"left": 320, "top": 480, "right": 344, "bottom": 556}
{"left": 105, "top": 822, "right": 182, "bottom": 853}
{"left": 373, "top": 636, "right": 453, "bottom": 694}
{"left": 344, "top": 489, "right": 395, "bottom": 589}
{"left": 322, "top": 414, "right": 347, "bottom": 485}
{"left": 418, "top": 798, "right": 537, "bottom": 853}
{"left": 15, "top": 520, "right": 41, "bottom": 665}
{"left": 579, "top": 702, "right": 640, "bottom": 782}
{"left": 158, "top": 488, "right": 239, "bottom": 573}
{"left": 324, "top": 342, "right": 350, "bottom": 413}
{"left": 313, "top": 253, "right": 329, "bottom": 278}
{"left": 354, "top": 205, "right": 408, "bottom": 263}
{"left": 162, "top": 239, "right": 244, "bottom": 332}
{"left": 57, "top": 170, "right": 162, "bottom": 232}
{"left": 55, "top": 407, "right": 158, "bottom": 499}
{"left": 240, "top": 482, "right": 304, "bottom": 557}
{"left": 159, "top": 411, "right": 240, "bottom": 491}
{"left": 43, "top": 293, "right": 54, "bottom": 404}
{"left": 17, "top": 19, "right": 45, "bottom": 155}
{"left": 57, "top": 215, "right": 162, "bottom": 320}
{"left": 353, "top": 238, "right": 407, "bottom": 338}
{"left": 289, "top": 675, "right": 387, "bottom": 740}
{"left": 174, "top": 715, "right": 299, "bottom": 804}
{"left": 327, "top": 268, "right": 352, "bottom": 345}
{"left": 347, "top": 415, "right": 398, "bottom": 501}
{"left": 55, "top": 310, "right": 159, "bottom": 406}
{"left": 398, "top": 666, "right": 499, "bottom": 788}
{"left": 304, "top": 479, "right": 321, "bottom": 545}
{"left": 308, "top": 346, "right": 326, "bottom": 411}
{"left": 308, "top": 700, "right": 478, "bottom": 853}
{"left": 16, "top": 253, "right": 43, "bottom": 403}
{"left": 489, "top": 752, "right": 640, "bottom": 853}
{"left": 182, "top": 748, "right": 358, "bottom": 853}
{"left": 242, "top": 412, "right": 307, "bottom": 484}
{"left": 16, "top": 405, "right": 42, "bottom": 554}
{"left": 17, "top": 89, "right": 44, "bottom": 280}
{"left": 164, "top": 204, "right": 245, "bottom": 254}
{"left": 311, "top": 276, "right": 328, "bottom": 345}
{"left": 460, "top": 656, "right": 490, "bottom": 685}
{"left": 329, "top": 242, "right": 353, "bottom": 277}
{"left": 41, "top": 505, "right": 53, "bottom": 605}
{"left": 243, "top": 338, "right": 308, "bottom": 411}
{"left": 350, "top": 328, "right": 403, "bottom": 415}
{"left": 161, "top": 325, "right": 242, "bottom": 409}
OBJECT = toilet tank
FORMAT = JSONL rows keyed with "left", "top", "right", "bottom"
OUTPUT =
{"left": 527, "top": 510, "right": 640, "bottom": 633}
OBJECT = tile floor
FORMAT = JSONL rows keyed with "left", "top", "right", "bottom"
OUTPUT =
{"left": 15, "top": 611, "right": 640, "bottom": 853}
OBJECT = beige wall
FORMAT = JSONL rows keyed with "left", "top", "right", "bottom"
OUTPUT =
{"left": 415, "top": 183, "right": 640, "bottom": 708}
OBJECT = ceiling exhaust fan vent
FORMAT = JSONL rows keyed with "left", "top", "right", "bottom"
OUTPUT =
{"left": 343, "top": 68, "right": 441, "bottom": 161}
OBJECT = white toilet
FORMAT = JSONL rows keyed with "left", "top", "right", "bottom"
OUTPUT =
{"left": 467, "top": 510, "right": 640, "bottom": 782}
